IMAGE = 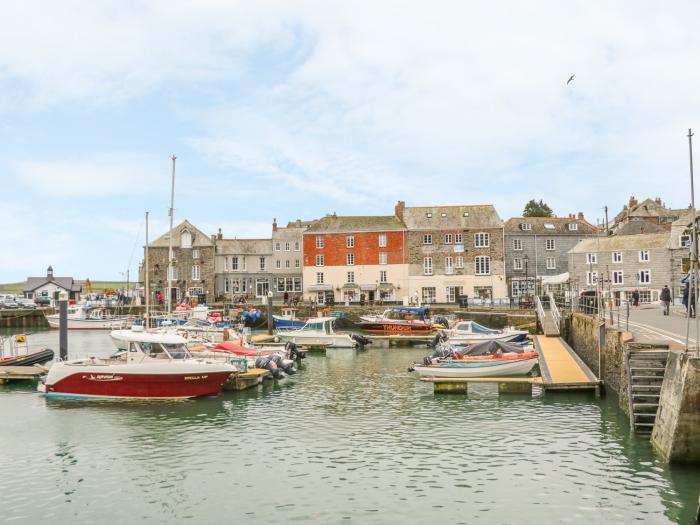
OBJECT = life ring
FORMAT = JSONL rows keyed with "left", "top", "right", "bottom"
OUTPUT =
{"left": 15, "top": 335, "right": 26, "bottom": 343}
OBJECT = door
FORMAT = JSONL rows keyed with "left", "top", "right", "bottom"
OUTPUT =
{"left": 368, "top": 291, "right": 375, "bottom": 304}
{"left": 256, "top": 279, "right": 269, "bottom": 298}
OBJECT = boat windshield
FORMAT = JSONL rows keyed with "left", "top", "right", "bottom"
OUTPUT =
{"left": 302, "top": 322, "right": 324, "bottom": 331}
{"left": 139, "top": 342, "right": 191, "bottom": 360}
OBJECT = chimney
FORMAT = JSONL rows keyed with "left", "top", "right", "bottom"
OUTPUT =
{"left": 296, "top": 219, "right": 302, "bottom": 227}
{"left": 47, "top": 265, "right": 54, "bottom": 279}
{"left": 395, "top": 200, "right": 406, "bottom": 221}
{"left": 272, "top": 218, "right": 277, "bottom": 232}
{"left": 577, "top": 212, "right": 584, "bottom": 220}
{"left": 217, "top": 228, "right": 223, "bottom": 240}
{"left": 629, "top": 196, "right": 638, "bottom": 208}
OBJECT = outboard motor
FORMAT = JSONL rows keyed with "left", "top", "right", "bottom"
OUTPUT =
{"left": 428, "top": 330, "right": 448, "bottom": 348}
{"left": 285, "top": 341, "right": 306, "bottom": 361}
{"left": 254, "top": 356, "right": 286, "bottom": 380}
{"left": 432, "top": 316, "right": 450, "bottom": 329}
{"left": 350, "top": 334, "right": 372, "bottom": 347}
{"left": 423, "top": 355, "right": 434, "bottom": 366}
{"left": 431, "top": 345, "right": 454, "bottom": 359}
{"left": 270, "top": 353, "right": 297, "bottom": 375}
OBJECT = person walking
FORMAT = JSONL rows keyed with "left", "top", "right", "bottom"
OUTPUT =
{"left": 283, "top": 291, "right": 289, "bottom": 305}
{"left": 691, "top": 283, "right": 697, "bottom": 318}
{"left": 660, "top": 285, "right": 671, "bottom": 316}
{"left": 683, "top": 282, "right": 689, "bottom": 313}
{"left": 632, "top": 289, "right": 640, "bottom": 307}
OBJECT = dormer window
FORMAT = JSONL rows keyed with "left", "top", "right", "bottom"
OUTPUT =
{"left": 521, "top": 223, "right": 532, "bottom": 231}
{"left": 180, "top": 230, "right": 192, "bottom": 249}
{"left": 568, "top": 223, "right": 578, "bottom": 231}
{"left": 463, "top": 211, "right": 469, "bottom": 217}
{"left": 544, "top": 223, "right": 555, "bottom": 230}
{"left": 426, "top": 212, "right": 433, "bottom": 218}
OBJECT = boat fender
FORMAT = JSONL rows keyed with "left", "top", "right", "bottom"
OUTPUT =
{"left": 423, "top": 356, "right": 433, "bottom": 366}
{"left": 15, "top": 335, "right": 26, "bottom": 343}
{"left": 453, "top": 350, "right": 464, "bottom": 360}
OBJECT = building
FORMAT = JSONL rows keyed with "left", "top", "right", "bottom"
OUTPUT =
{"left": 215, "top": 236, "right": 273, "bottom": 300}
{"left": 568, "top": 232, "right": 675, "bottom": 304}
{"left": 270, "top": 219, "right": 312, "bottom": 300}
{"left": 611, "top": 196, "right": 689, "bottom": 234}
{"left": 302, "top": 213, "right": 408, "bottom": 304}
{"left": 399, "top": 202, "right": 506, "bottom": 303}
{"left": 504, "top": 214, "right": 600, "bottom": 298}
{"left": 146, "top": 220, "right": 216, "bottom": 304}
{"left": 23, "top": 266, "right": 82, "bottom": 304}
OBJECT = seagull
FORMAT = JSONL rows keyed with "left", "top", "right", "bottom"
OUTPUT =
{"left": 566, "top": 74, "right": 575, "bottom": 85}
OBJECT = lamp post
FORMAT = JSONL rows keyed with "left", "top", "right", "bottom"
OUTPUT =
{"left": 524, "top": 254, "right": 529, "bottom": 302}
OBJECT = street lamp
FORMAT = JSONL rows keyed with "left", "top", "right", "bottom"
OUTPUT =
{"left": 524, "top": 254, "right": 529, "bottom": 300}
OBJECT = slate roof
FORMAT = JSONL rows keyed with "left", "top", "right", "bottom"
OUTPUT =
{"left": 305, "top": 215, "right": 406, "bottom": 233}
{"left": 217, "top": 239, "right": 272, "bottom": 255}
{"left": 570, "top": 232, "right": 670, "bottom": 253}
{"left": 149, "top": 220, "right": 214, "bottom": 248}
{"left": 402, "top": 205, "right": 502, "bottom": 230}
{"left": 614, "top": 221, "right": 667, "bottom": 236}
{"left": 504, "top": 216, "right": 600, "bottom": 235}
{"left": 24, "top": 276, "right": 81, "bottom": 292}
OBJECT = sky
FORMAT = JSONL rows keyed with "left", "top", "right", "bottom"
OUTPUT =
{"left": 2, "top": 0, "right": 700, "bottom": 282}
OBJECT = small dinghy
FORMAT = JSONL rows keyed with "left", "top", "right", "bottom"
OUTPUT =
{"left": 0, "top": 335, "right": 54, "bottom": 367}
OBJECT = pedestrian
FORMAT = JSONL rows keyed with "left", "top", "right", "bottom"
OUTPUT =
{"left": 360, "top": 293, "right": 365, "bottom": 306}
{"left": 283, "top": 291, "right": 289, "bottom": 305}
{"left": 660, "top": 285, "right": 671, "bottom": 316}
{"left": 683, "top": 282, "right": 689, "bottom": 313}
{"left": 632, "top": 289, "right": 640, "bottom": 307}
{"left": 691, "top": 284, "right": 697, "bottom": 318}
{"left": 414, "top": 291, "right": 420, "bottom": 306}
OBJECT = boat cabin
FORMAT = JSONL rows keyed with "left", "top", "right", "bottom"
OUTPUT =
{"left": 299, "top": 317, "right": 337, "bottom": 334}
{"left": 385, "top": 307, "right": 430, "bottom": 322}
{"left": 128, "top": 341, "right": 191, "bottom": 360}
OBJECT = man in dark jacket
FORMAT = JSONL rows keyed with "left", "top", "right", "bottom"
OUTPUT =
{"left": 660, "top": 285, "right": 671, "bottom": 316}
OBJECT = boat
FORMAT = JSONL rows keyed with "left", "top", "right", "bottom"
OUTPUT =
{"left": 39, "top": 331, "right": 237, "bottom": 399}
{"left": 272, "top": 307, "right": 306, "bottom": 330}
{"left": 357, "top": 307, "right": 434, "bottom": 334}
{"left": 46, "top": 305, "right": 132, "bottom": 330}
{"left": 276, "top": 317, "right": 363, "bottom": 348}
{"left": 0, "top": 334, "right": 54, "bottom": 367}
{"left": 440, "top": 320, "right": 529, "bottom": 345}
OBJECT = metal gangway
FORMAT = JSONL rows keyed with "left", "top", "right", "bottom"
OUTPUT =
{"left": 535, "top": 293, "right": 560, "bottom": 337}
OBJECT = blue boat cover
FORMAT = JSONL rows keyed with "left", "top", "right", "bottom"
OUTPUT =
{"left": 470, "top": 322, "right": 500, "bottom": 334}
{"left": 389, "top": 307, "right": 429, "bottom": 319}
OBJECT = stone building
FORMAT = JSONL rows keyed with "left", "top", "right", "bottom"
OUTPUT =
{"left": 504, "top": 214, "right": 600, "bottom": 298}
{"left": 270, "top": 218, "right": 312, "bottom": 300}
{"left": 399, "top": 202, "right": 506, "bottom": 303}
{"left": 302, "top": 213, "right": 408, "bottom": 304}
{"left": 214, "top": 235, "right": 273, "bottom": 301}
{"left": 568, "top": 232, "right": 676, "bottom": 304}
{"left": 146, "top": 220, "right": 215, "bottom": 304}
{"left": 611, "top": 196, "right": 689, "bottom": 234}
{"left": 23, "top": 266, "right": 82, "bottom": 304}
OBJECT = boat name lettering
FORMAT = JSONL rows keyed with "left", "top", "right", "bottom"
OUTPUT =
{"left": 184, "top": 375, "right": 208, "bottom": 381}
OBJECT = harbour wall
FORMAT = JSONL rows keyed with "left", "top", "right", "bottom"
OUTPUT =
{"left": 0, "top": 309, "right": 49, "bottom": 330}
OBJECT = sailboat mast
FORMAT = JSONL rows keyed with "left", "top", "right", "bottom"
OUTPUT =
{"left": 145, "top": 211, "right": 150, "bottom": 328}
{"left": 167, "top": 155, "right": 176, "bottom": 318}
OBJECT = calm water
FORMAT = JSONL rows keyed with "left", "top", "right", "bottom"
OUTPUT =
{"left": 0, "top": 330, "right": 698, "bottom": 524}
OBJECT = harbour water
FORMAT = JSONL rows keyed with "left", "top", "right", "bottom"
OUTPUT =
{"left": 0, "top": 330, "right": 698, "bottom": 524}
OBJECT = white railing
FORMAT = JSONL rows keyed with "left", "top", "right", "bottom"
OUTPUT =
{"left": 535, "top": 296, "right": 546, "bottom": 326}
{"left": 548, "top": 292, "right": 561, "bottom": 332}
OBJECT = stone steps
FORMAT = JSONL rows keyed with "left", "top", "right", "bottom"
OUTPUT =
{"left": 627, "top": 350, "right": 669, "bottom": 435}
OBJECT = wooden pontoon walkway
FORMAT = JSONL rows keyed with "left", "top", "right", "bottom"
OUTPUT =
{"left": 0, "top": 365, "right": 47, "bottom": 383}
{"left": 533, "top": 335, "right": 600, "bottom": 391}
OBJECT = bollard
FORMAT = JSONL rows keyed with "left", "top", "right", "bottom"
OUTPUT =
{"left": 59, "top": 298, "right": 68, "bottom": 360}
{"left": 267, "top": 291, "right": 273, "bottom": 335}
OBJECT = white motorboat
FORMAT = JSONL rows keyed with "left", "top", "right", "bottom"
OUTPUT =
{"left": 46, "top": 305, "right": 132, "bottom": 330}
{"left": 276, "top": 317, "right": 359, "bottom": 348}
{"left": 40, "top": 331, "right": 236, "bottom": 400}
{"left": 411, "top": 356, "right": 538, "bottom": 378}
{"left": 443, "top": 320, "right": 528, "bottom": 345}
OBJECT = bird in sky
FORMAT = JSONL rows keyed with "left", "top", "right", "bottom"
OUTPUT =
{"left": 566, "top": 74, "right": 575, "bottom": 85}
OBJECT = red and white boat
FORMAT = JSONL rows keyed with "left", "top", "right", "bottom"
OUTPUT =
{"left": 39, "top": 332, "right": 237, "bottom": 400}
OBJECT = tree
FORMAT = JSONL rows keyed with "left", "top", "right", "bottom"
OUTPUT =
{"left": 523, "top": 199, "right": 553, "bottom": 217}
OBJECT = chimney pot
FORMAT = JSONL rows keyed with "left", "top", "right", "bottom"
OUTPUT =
{"left": 395, "top": 200, "right": 406, "bottom": 221}
{"left": 577, "top": 212, "right": 584, "bottom": 220}
{"left": 272, "top": 218, "right": 277, "bottom": 232}
{"left": 217, "top": 228, "right": 222, "bottom": 240}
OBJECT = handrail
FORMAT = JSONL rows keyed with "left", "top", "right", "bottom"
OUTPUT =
{"left": 548, "top": 292, "right": 561, "bottom": 331}
{"left": 535, "top": 296, "right": 546, "bottom": 325}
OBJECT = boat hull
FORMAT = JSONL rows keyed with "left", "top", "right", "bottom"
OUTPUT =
{"left": 447, "top": 332, "right": 528, "bottom": 345}
{"left": 0, "top": 348, "right": 54, "bottom": 367}
{"left": 277, "top": 333, "right": 356, "bottom": 348}
{"left": 47, "top": 316, "right": 127, "bottom": 330}
{"left": 272, "top": 316, "right": 305, "bottom": 329}
{"left": 413, "top": 357, "right": 538, "bottom": 378}
{"left": 357, "top": 322, "right": 433, "bottom": 334}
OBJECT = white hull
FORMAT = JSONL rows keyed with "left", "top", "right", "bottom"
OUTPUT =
{"left": 413, "top": 357, "right": 537, "bottom": 378}
{"left": 277, "top": 332, "right": 356, "bottom": 348}
{"left": 447, "top": 332, "right": 527, "bottom": 345}
{"left": 48, "top": 316, "right": 127, "bottom": 330}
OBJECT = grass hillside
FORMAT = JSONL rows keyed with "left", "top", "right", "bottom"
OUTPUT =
{"left": 0, "top": 281, "right": 129, "bottom": 294}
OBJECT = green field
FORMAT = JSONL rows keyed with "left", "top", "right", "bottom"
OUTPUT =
{"left": 0, "top": 281, "right": 128, "bottom": 294}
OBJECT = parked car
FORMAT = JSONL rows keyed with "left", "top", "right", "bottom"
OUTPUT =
{"left": 0, "top": 299, "right": 20, "bottom": 309}
{"left": 16, "top": 298, "right": 37, "bottom": 309}
{"left": 34, "top": 296, "right": 52, "bottom": 306}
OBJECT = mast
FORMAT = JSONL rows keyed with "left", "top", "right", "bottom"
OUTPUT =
{"left": 167, "top": 155, "right": 176, "bottom": 319}
{"left": 145, "top": 211, "right": 150, "bottom": 328}
{"left": 685, "top": 129, "right": 698, "bottom": 354}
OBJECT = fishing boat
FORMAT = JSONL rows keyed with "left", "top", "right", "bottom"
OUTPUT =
{"left": 276, "top": 317, "right": 363, "bottom": 348}
{"left": 357, "top": 307, "right": 434, "bottom": 334}
{"left": 441, "top": 320, "right": 528, "bottom": 345}
{"left": 46, "top": 305, "right": 132, "bottom": 330}
{"left": 39, "top": 331, "right": 237, "bottom": 399}
{"left": 0, "top": 334, "right": 54, "bottom": 367}
{"left": 272, "top": 307, "right": 305, "bottom": 330}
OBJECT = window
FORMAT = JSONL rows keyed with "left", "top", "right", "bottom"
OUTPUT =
{"left": 544, "top": 223, "right": 555, "bottom": 230}
{"left": 455, "top": 233, "right": 463, "bottom": 244}
{"left": 316, "top": 236, "right": 324, "bottom": 248}
{"left": 379, "top": 252, "right": 388, "bottom": 265}
{"left": 286, "top": 278, "right": 294, "bottom": 291}
{"left": 441, "top": 212, "right": 447, "bottom": 218}
{"left": 445, "top": 256, "right": 454, "bottom": 274}
{"left": 455, "top": 255, "right": 464, "bottom": 268}
{"left": 347, "top": 271, "right": 355, "bottom": 283}
{"left": 545, "top": 239, "right": 555, "bottom": 251}
{"left": 639, "top": 250, "right": 650, "bottom": 262}
{"left": 276, "top": 260, "right": 281, "bottom": 269}
{"left": 546, "top": 257, "right": 556, "bottom": 270}
{"left": 613, "top": 252, "right": 623, "bottom": 263}
{"left": 422, "top": 287, "right": 436, "bottom": 304}
{"left": 680, "top": 234, "right": 691, "bottom": 248}
{"left": 316, "top": 272, "right": 324, "bottom": 284}
{"left": 475, "top": 256, "right": 491, "bottom": 275}
{"left": 231, "top": 279, "right": 240, "bottom": 292}
{"left": 426, "top": 212, "right": 433, "bottom": 218}
{"left": 569, "top": 223, "right": 578, "bottom": 231}
{"left": 379, "top": 270, "right": 387, "bottom": 283}
{"left": 180, "top": 230, "right": 192, "bottom": 249}
{"left": 275, "top": 242, "right": 281, "bottom": 251}
{"left": 378, "top": 234, "right": 387, "bottom": 247}
{"left": 445, "top": 286, "right": 458, "bottom": 302}
{"left": 474, "top": 233, "right": 490, "bottom": 248}
{"left": 612, "top": 271, "right": 624, "bottom": 285}
{"left": 521, "top": 223, "right": 532, "bottom": 231}
{"left": 259, "top": 257, "right": 266, "bottom": 271}
{"left": 444, "top": 234, "right": 453, "bottom": 244}
{"left": 295, "top": 259, "right": 300, "bottom": 269}
{"left": 224, "top": 257, "right": 229, "bottom": 271}
{"left": 188, "top": 287, "right": 203, "bottom": 297}
{"left": 346, "top": 253, "right": 355, "bottom": 266}
{"left": 316, "top": 292, "right": 325, "bottom": 304}
{"left": 285, "top": 260, "right": 291, "bottom": 268}
{"left": 276, "top": 278, "right": 285, "bottom": 292}
{"left": 316, "top": 255, "right": 324, "bottom": 267}
{"left": 168, "top": 266, "right": 177, "bottom": 280}
{"left": 192, "top": 249, "right": 200, "bottom": 259}
{"left": 639, "top": 270, "right": 651, "bottom": 284}
{"left": 346, "top": 236, "right": 355, "bottom": 248}
{"left": 294, "top": 241, "right": 300, "bottom": 251}
{"left": 586, "top": 271, "right": 598, "bottom": 286}
{"left": 514, "top": 258, "right": 523, "bottom": 270}
{"left": 587, "top": 253, "right": 597, "bottom": 264}
{"left": 230, "top": 257, "right": 239, "bottom": 271}
{"left": 424, "top": 257, "right": 433, "bottom": 275}
{"left": 191, "top": 265, "right": 200, "bottom": 281}
{"left": 513, "top": 239, "right": 523, "bottom": 251}
{"left": 284, "top": 242, "right": 290, "bottom": 251}
{"left": 224, "top": 278, "right": 230, "bottom": 293}
{"left": 423, "top": 234, "right": 433, "bottom": 245}
{"left": 294, "top": 278, "right": 302, "bottom": 291}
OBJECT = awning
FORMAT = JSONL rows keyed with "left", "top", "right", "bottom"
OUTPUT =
{"left": 378, "top": 283, "right": 395, "bottom": 289}
{"left": 360, "top": 284, "right": 376, "bottom": 291}
{"left": 342, "top": 283, "right": 359, "bottom": 289}
{"left": 541, "top": 272, "right": 570, "bottom": 285}
{"left": 308, "top": 284, "right": 333, "bottom": 292}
